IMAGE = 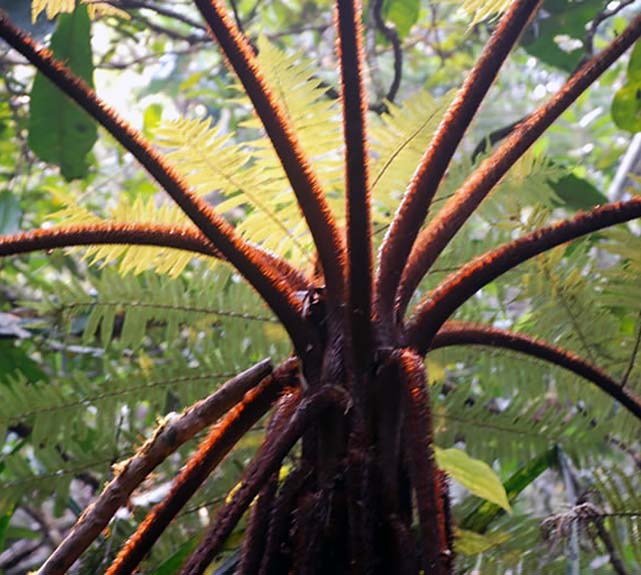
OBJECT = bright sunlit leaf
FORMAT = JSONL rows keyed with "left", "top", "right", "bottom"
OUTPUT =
{"left": 435, "top": 447, "right": 511, "bottom": 512}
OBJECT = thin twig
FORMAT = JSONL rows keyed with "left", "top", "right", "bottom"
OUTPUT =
{"left": 372, "top": 0, "right": 403, "bottom": 105}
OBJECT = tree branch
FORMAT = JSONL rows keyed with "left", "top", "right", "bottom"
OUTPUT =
{"left": 37, "top": 359, "right": 279, "bottom": 575}
{"left": 336, "top": 0, "right": 374, "bottom": 373}
{"left": 178, "top": 385, "right": 350, "bottom": 575}
{"left": 406, "top": 198, "right": 641, "bottom": 353}
{"left": 105, "top": 363, "right": 300, "bottom": 575}
{"left": 0, "top": 12, "right": 309, "bottom": 354}
{"left": 192, "top": 0, "right": 346, "bottom": 308}
{"left": 430, "top": 321, "right": 641, "bottom": 421}
{"left": 375, "top": 0, "right": 541, "bottom": 334}
{"left": 397, "top": 13, "right": 641, "bottom": 317}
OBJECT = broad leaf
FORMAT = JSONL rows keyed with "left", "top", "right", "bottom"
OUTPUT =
{"left": 0, "top": 191, "right": 21, "bottom": 235}
{"left": 382, "top": 0, "right": 420, "bottom": 39}
{"left": 454, "top": 528, "right": 510, "bottom": 555}
{"left": 435, "top": 447, "right": 511, "bottom": 512}
{"left": 461, "top": 447, "right": 558, "bottom": 533}
{"left": 611, "top": 42, "right": 641, "bottom": 133}
{"left": 550, "top": 173, "right": 608, "bottom": 210}
{"left": 28, "top": 6, "right": 97, "bottom": 180}
{"left": 521, "top": 0, "right": 602, "bottom": 72}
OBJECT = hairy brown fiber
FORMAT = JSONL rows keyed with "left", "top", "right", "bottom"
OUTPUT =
{"left": 0, "top": 1, "right": 640, "bottom": 574}
{"left": 193, "top": 0, "right": 346, "bottom": 307}
{"left": 397, "top": 12, "right": 641, "bottom": 316}
{"left": 0, "top": 11, "right": 309, "bottom": 353}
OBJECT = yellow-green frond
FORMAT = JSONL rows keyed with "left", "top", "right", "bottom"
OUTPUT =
{"left": 32, "top": 0, "right": 129, "bottom": 22}
{"left": 369, "top": 90, "right": 455, "bottom": 218}
{"left": 459, "top": 0, "right": 513, "bottom": 26}
{"left": 50, "top": 197, "right": 204, "bottom": 277}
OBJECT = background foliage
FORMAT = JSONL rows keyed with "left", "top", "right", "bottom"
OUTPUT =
{"left": 0, "top": 0, "right": 641, "bottom": 573}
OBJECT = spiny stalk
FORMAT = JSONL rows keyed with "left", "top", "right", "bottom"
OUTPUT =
{"left": 0, "top": 223, "right": 310, "bottom": 290}
{"left": 192, "top": 0, "right": 346, "bottom": 307}
{"left": 376, "top": 0, "right": 541, "bottom": 331}
{"left": 336, "top": 0, "right": 374, "bottom": 373}
{"left": 237, "top": 391, "right": 302, "bottom": 575}
{"left": 397, "top": 12, "right": 641, "bottom": 317}
{"left": 407, "top": 198, "right": 641, "bottom": 351}
{"left": 394, "top": 349, "right": 450, "bottom": 574}
{"left": 0, "top": 11, "right": 309, "bottom": 353}
{"left": 105, "top": 369, "right": 299, "bottom": 575}
{"left": 179, "top": 385, "right": 349, "bottom": 575}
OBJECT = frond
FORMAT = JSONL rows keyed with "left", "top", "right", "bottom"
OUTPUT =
{"left": 460, "top": 0, "right": 514, "bottom": 26}
{"left": 51, "top": 197, "right": 204, "bottom": 277}
{"left": 156, "top": 36, "right": 345, "bottom": 267}
{"left": 31, "top": 0, "right": 129, "bottom": 22}
{"left": 591, "top": 465, "right": 641, "bottom": 568}
{"left": 369, "top": 90, "right": 455, "bottom": 220}
{"left": 46, "top": 267, "right": 287, "bottom": 351}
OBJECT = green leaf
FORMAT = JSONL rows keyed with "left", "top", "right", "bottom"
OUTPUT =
{"left": 434, "top": 447, "right": 511, "bottom": 512}
{"left": 143, "top": 103, "right": 163, "bottom": 138}
{"left": 627, "top": 40, "right": 641, "bottom": 83}
{"left": 550, "top": 173, "right": 608, "bottom": 210}
{"left": 0, "top": 506, "right": 14, "bottom": 553}
{"left": 150, "top": 536, "right": 199, "bottom": 575}
{"left": 610, "top": 41, "right": 641, "bottom": 133}
{"left": 461, "top": 447, "right": 558, "bottom": 533}
{"left": 521, "top": 0, "right": 602, "bottom": 72}
{"left": 612, "top": 82, "right": 641, "bottom": 133}
{"left": 454, "top": 528, "right": 510, "bottom": 555}
{"left": 0, "top": 190, "right": 21, "bottom": 235}
{"left": 28, "top": 5, "right": 97, "bottom": 180}
{"left": 382, "top": 0, "right": 420, "bottom": 39}
{"left": 0, "top": 340, "right": 45, "bottom": 384}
